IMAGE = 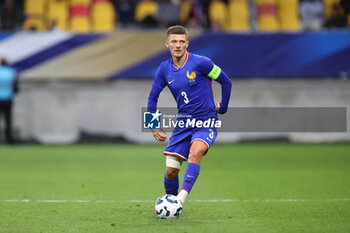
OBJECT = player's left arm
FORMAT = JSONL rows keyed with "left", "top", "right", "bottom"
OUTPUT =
{"left": 197, "top": 57, "right": 232, "bottom": 114}
{"left": 208, "top": 65, "right": 232, "bottom": 114}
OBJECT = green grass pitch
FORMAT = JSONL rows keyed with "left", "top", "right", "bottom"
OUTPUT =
{"left": 0, "top": 143, "right": 349, "bottom": 233}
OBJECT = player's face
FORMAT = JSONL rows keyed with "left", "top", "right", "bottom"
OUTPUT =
{"left": 165, "top": 34, "right": 189, "bottom": 59}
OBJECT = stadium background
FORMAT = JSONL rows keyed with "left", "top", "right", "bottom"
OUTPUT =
{"left": 0, "top": 0, "right": 349, "bottom": 144}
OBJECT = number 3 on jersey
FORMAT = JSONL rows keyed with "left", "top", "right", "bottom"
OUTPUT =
{"left": 181, "top": 91, "right": 189, "bottom": 104}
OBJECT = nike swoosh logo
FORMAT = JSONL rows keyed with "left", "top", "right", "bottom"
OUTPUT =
{"left": 168, "top": 80, "right": 174, "bottom": 84}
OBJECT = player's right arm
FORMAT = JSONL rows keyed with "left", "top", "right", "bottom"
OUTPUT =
{"left": 147, "top": 65, "right": 167, "bottom": 141}
{"left": 152, "top": 127, "right": 167, "bottom": 141}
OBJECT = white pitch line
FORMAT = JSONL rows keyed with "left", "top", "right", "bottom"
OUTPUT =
{"left": 193, "top": 198, "right": 350, "bottom": 202}
{"left": 1, "top": 200, "right": 30, "bottom": 202}
{"left": 95, "top": 200, "right": 116, "bottom": 203}
{"left": 126, "top": 200, "right": 152, "bottom": 203}
{"left": 36, "top": 200, "right": 92, "bottom": 203}
{"left": 0, "top": 198, "right": 349, "bottom": 203}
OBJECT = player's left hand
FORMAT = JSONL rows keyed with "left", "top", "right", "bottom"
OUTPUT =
{"left": 215, "top": 102, "right": 221, "bottom": 113}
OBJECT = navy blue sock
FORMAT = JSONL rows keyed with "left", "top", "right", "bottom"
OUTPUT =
{"left": 164, "top": 175, "right": 179, "bottom": 195}
{"left": 181, "top": 163, "right": 200, "bottom": 194}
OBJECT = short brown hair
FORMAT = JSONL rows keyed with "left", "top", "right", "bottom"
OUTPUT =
{"left": 0, "top": 58, "right": 8, "bottom": 66}
{"left": 166, "top": 25, "right": 188, "bottom": 39}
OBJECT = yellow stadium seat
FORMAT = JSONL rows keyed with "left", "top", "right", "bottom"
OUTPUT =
{"left": 24, "top": 0, "right": 47, "bottom": 31}
{"left": 23, "top": 17, "right": 46, "bottom": 31}
{"left": 255, "top": 0, "right": 279, "bottom": 31}
{"left": 24, "top": 0, "right": 46, "bottom": 15}
{"left": 228, "top": 0, "right": 250, "bottom": 32}
{"left": 92, "top": 2, "right": 116, "bottom": 32}
{"left": 278, "top": 0, "right": 298, "bottom": 16}
{"left": 259, "top": 15, "right": 279, "bottom": 31}
{"left": 70, "top": 17, "right": 90, "bottom": 32}
{"left": 323, "top": 0, "right": 340, "bottom": 18}
{"left": 280, "top": 15, "right": 300, "bottom": 32}
{"left": 180, "top": 0, "right": 192, "bottom": 24}
{"left": 135, "top": 1, "right": 158, "bottom": 22}
{"left": 209, "top": 0, "right": 228, "bottom": 30}
{"left": 47, "top": 0, "right": 69, "bottom": 30}
{"left": 278, "top": 0, "right": 300, "bottom": 31}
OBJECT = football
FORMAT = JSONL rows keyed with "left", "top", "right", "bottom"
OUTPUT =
{"left": 155, "top": 194, "right": 183, "bottom": 219}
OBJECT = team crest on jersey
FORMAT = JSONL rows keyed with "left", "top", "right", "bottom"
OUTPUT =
{"left": 186, "top": 71, "right": 196, "bottom": 85}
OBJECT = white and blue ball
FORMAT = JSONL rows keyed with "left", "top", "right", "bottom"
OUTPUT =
{"left": 155, "top": 194, "right": 183, "bottom": 219}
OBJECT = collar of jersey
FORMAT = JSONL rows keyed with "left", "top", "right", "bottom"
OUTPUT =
{"left": 172, "top": 52, "right": 189, "bottom": 71}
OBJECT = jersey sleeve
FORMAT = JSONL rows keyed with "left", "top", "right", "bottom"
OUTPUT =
{"left": 196, "top": 56, "right": 215, "bottom": 77}
{"left": 147, "top": 65, "right": 167, "bottom": 112}
{"left": 215, "top": 70, "right": 232, "bottom": 114}
{"left": 197, "top": 55, "right": 232, "bottom": 114}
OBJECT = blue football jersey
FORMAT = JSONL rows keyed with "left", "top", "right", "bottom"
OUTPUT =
{"left": 148, "top": 52, "right": 220, "bottom": 119}
{"left": 0, "top": 66, "right": 17, "bottom": 100}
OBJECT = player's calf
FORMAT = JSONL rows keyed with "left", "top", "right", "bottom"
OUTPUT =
{"left": 165, "top": 166, "right": 180, "bottom": 180}
{"left": 164, "top": 156, "right": 182, "bottom": 195}
{"left": 177, "top": 141, "right": 207, "bottom": 204}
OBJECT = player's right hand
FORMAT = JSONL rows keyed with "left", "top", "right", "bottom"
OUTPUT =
{"left": 152, "top": 128, "right": 167, "bottom": 141}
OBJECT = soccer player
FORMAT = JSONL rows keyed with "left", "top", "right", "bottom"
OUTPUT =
{"left": 147, "top": 25, "right": 232, "bottom": 205}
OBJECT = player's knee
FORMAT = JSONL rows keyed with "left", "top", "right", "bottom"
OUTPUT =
{"left": 188, "top": 151, "right": 204, "bottom": 164}
{"left": 189, "top": 142, "right": 207, "bottom": 164}
{"left": 189, "top": 146, "right": 206, "bottom": 158}
{"left": 166, "top": 167, "right": 180, "bottom": 180}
